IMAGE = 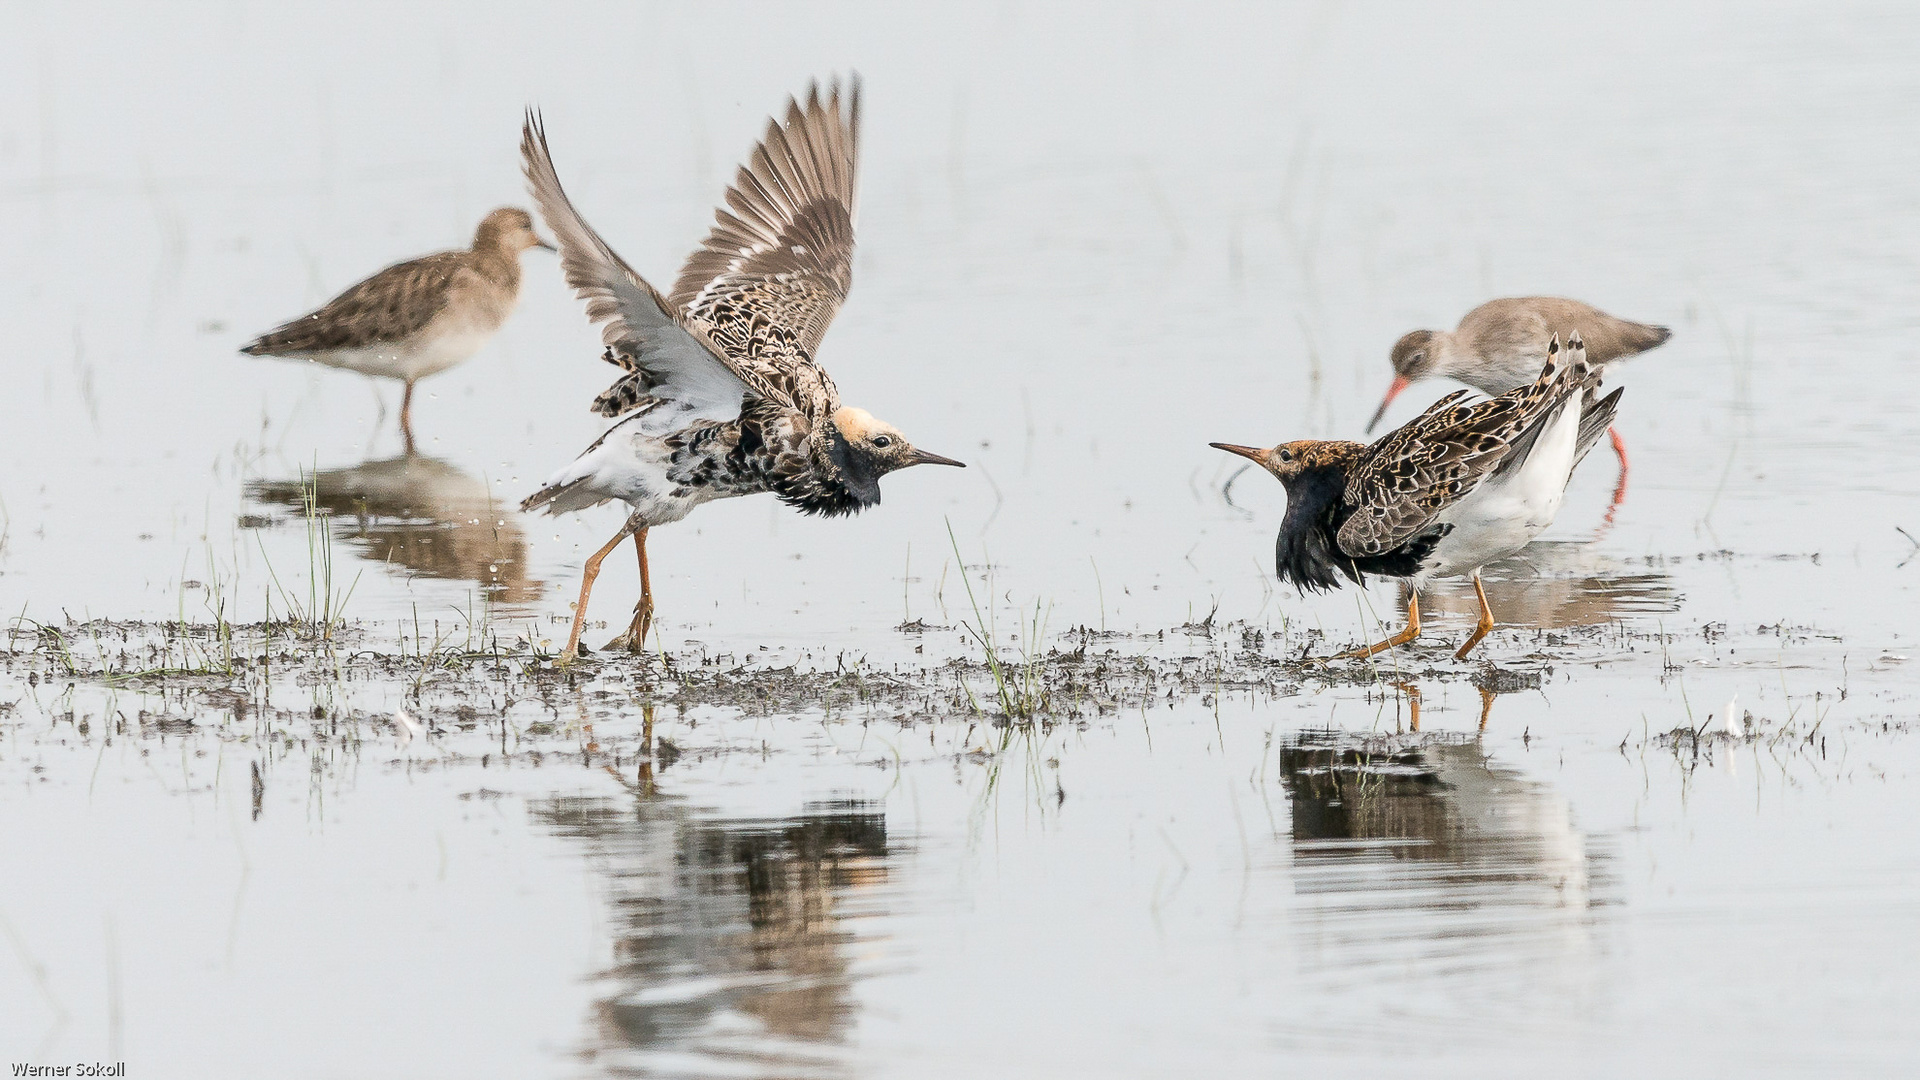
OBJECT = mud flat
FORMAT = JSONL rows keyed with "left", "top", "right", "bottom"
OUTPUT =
{"left": 3, "top": 606, "right": 1914, "bottom": 1076}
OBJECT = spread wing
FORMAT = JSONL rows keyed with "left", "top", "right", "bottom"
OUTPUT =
{"left": 666, "top": 77, "right": 860, "bottom": 413}
{"left": 520, "top": 111, "right": 799, "bottom": 422}
{"left": 241, "top": 252, "right": 466, "bottom": 354}
{"left": 1336, "top": 336, "right": 1594, "bottom": 559}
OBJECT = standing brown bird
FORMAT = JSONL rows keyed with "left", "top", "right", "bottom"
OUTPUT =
{"left": 242, "top": 207, "right": 554, "bottom": 452}
{"left": 520, "top": 78, "right": 963, "bottom": 663}
{"left": 1366, "top": 298, "right": 1668, "bottom": 502}
{"left": 1216, "top": 334, "right": 1620, "bottom": 660}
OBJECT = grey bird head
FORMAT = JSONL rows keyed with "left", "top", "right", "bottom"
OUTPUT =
{"left": 1368, "top": 329, "right": 1441, "bottom": 433}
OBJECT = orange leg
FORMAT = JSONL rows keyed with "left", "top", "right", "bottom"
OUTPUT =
{"left": 1394, "top": 681, "right": 1423, "bottom": 732}
{"left": 637, "top": 704, "right": 657, "bottom": 797}
{"left": 562, "top": 521, "right": 637, "bottom": 663}
{"left": 1454, "top": 573, "right": 1497, "bottom": 660}
{"left": 1335, "top": 592, "right": 1422, "bottom": 660}
{"left": 609, "top": 527, "right": 655, "bottom": 653}
{"left": 1477, "top": 687, "right": 1497, "bottom": 732}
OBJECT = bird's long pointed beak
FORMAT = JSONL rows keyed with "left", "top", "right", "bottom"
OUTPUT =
{"left": 1364, "top": 375, "right": 1412, "bottom": 434}
{"left": 908, "top": 449, "right": 966, "bottom": 468}
{"left": 535, "top": 236, "right": 558, "bottom": 252}
{"left": 1209, "top": 442, "right": 1269, "bottom": 466}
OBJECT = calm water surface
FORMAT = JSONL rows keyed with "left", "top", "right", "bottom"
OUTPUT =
{"left": 3, "top": 2, "right": 1918, "bottom": 1077}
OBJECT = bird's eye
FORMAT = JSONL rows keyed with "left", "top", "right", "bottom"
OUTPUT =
{"left": 1277, "top": 448, "right": 1292, "bottom": 462}
{"left": 872, "top": 435, "right": 893, "bottom": 449}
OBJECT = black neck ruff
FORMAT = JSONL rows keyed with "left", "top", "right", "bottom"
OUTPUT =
{"left": 1276, "top": 465, "right": 1445, "bottom": 592}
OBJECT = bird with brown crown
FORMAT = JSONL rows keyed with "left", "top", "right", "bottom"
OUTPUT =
{"left": 1367, "top": 297, "right": 1668, "bottom": 507}
{"left": 242, "top": 207, "right": 554, "bottom": 452}
{"left": 1215, "top": 334, "right": 1621, "bottom": 660}
{"left": 520, "top": 77, "right": 964, "bottom": 662}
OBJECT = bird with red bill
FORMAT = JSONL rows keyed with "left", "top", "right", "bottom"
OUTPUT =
{"left": 1367, "top": 297, "right": 1669, "bottom": 511}
{"left": 1216, "top": 333, "right": 1622, "bottom": 661}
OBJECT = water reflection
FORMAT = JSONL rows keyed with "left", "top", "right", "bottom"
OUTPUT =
{"left": 1419, "top": 540, "right": 1679, "bottom": 630}
{"left": 1278, "top": 730, "right": 1614, "bottom": 1012}
{"left": 530, "top": 763, "right": 892, "bottom": 1077}
{"left": 243, "top": 454, "right": 539, "bottom": 605}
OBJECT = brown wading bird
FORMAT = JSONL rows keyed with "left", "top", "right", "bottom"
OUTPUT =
{"left": 1367, "top": 297, "right": 1669, "bottom": 505}
{"left": 1214, "top": 334, "right": 1620, "bottom": 660}
{"left": 520, "top": 78, "right": 963, "bottom": 662}
{"left": 242, "top": 208, "right": 554, "bottom": 452}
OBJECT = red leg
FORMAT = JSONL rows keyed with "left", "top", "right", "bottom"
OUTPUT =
{"left": 1603, "top": 425, "right": 1629, "bottom": 523}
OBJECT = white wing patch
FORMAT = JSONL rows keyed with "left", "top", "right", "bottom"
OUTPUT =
{"left": 521, "top": 112, "right": 794, "bottom": 421}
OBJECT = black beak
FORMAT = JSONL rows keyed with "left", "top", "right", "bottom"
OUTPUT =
{"left": 1209, "top": 442, "right": 1268, "bottom": 466}
{"left": 535, "top": 237, "right": 558, "bottom": 252}
{"left": 907, "top": 448, "right": 966, "bottom": 468}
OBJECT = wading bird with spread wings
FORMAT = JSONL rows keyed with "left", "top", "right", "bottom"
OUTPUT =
{"left": 520, "top": 78, "right": 963, "bottom": 661}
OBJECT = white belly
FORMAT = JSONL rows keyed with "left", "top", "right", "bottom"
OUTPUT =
{"left": 308, "top": 328, "right": 488, "bottom": 382}
{"left": 534, "top": 412, "right": 726, "bottom": 527}
{"left": 1418, "top": 394, "right": 1584, "bottom": 581}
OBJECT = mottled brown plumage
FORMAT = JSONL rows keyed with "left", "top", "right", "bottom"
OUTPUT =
{"left": 243, "top": 208, "right": 547, "bottom": 356}
{"left": 241, "top": 207, "right": 552, "bottom": 448}
{"left": 669, "top": 82, "right": 859, "bottom": 357}
{"left": 245, "top": 250, "right": 470, "bottom": 356}
{"left": 1343, "top": 351, "right": 1589, "bottom": 558}
{"left": 1380, "top": 298, "right": 1669, "bottom": 404}
{"left": 1369, "top": 297, "right": 1666, "bottom": 516}
{"left": 574, "top": 81, "right": 857, "bottom": 429}
{"left": 519, "top": 77, "right": 962, "bottom": 662}
{"left": 1216, "top": 334, "right": 1621, "bottom": 660}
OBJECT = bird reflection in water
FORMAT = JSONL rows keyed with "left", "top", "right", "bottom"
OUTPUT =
{"left": 529, "top": 716, "right": 891, "bottom": 1076}
{"left": 1277, "top": 728, "right": 1616, "bottom": 1022}
{"left": 1401, "top": 539, "right": 1679, "bottom": 639}
{"left": 244, "top": 455, "right": 539, "bottom": 605}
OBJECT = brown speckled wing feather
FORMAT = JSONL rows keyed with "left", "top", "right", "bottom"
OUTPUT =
{"left": 1337, "top": 337, "right": 1593, "bottom": 558}
{"left": 667, "top": 77, "right": 859, "bottom": 417}
{"left": 243, "top": 252, "right": 466, "bottom": 353}
{"left": 522, "top": 111, "right": 801, "bottom": 422}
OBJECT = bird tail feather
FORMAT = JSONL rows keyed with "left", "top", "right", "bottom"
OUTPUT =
{"left": 1573, "top": 386, "right": 1625, "bottom": 469}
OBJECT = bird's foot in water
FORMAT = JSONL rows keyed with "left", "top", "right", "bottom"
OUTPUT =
{"left": 601, "top": 631, "right": 645, "bottom": 653}
{"left": 556, "top": 640, "right": 605, "bottom": 667}
{"left": 603, "top": 600, "right": 655, "bottom": 654}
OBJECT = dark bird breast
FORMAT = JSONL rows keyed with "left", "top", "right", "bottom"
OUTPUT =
{"left": 1277, "top": 465, "right": 1446, "bottom": 592}
{"left": 789, "top": 429, "right": 881, "bottom": 517}
{"left": 658, "top": 409, "right": 881, "bottom": 518}
{"left": 761, "top": 421, "right": 881, "bottom": 518}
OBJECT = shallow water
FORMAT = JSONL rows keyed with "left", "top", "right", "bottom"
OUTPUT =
{"left": 3, "top": 2, "right": 1919, "bottom": 1077}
